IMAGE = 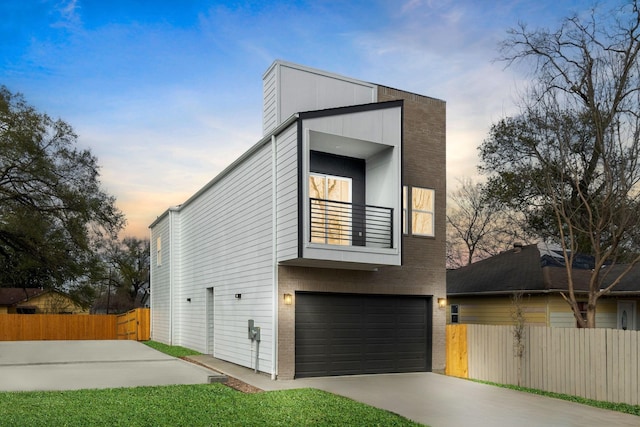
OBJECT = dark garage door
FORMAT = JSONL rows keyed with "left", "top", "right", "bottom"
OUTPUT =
{"left": 295, "top": 292, "right": 432, "bottom": 378}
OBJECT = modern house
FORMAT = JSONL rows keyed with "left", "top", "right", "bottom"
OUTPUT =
{"left": 150, "top": 60, "right": 446, "bottom": 379}
{"left": 0, "top": 288, "right": 87, "bottom": 314}
{"left": 447, "top": 243, "right": 639, "bottom": 330}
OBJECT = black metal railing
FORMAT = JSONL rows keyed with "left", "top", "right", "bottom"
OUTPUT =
{"left": 309, "top": 198, "right": 393, "bottom": 248}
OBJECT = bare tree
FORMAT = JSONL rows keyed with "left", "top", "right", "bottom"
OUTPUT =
{"left": 480, "top": 1, "right": 640, "bottom": 327}
{"left": 446, "top": 178, "right": 529, "bottom": 268}
{"left": 105, "top": 237, "right": 150, "bottom": 305}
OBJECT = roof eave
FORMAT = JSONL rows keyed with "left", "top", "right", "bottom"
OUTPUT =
{"left": 447, "top": 289, "right": 590, "bottom": 297}
{"left": 148, "top": 113, "right": 299, "bottom": 230}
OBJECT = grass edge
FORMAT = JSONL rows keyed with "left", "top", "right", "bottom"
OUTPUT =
{"left": 470, "top": 379, "right": 640, "bottom": 416}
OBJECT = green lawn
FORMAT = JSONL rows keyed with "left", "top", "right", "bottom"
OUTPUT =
{"left": 142, "top": 340, "right": 201, "bottom": 358}
{"left": 0, "top": 384, "right": 424, "bottom": 427}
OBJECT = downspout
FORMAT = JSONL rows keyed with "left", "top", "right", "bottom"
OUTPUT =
{"left": 271, "top": 134, "right": 278, "bottom": 380}
{"left": 169, "top": 208, "right": 176, "bottom": 346}
{"left": 148, "top": 227, "right": 153, "bottom": 339}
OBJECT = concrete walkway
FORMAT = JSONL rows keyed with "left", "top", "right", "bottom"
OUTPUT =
{"left": 0, "top": 340, "right": 213, "bottom": 392}
{"left": 188, "top": 354, "right": 640, "bottom": 427}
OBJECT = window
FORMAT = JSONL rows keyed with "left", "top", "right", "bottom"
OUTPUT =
{"left": 403, "top": 186, "right": 408, "bottom": 235}
{"left": 450, "top": 304, "right": 459, "bottom": 324}
{"left": 402, "top": 186, "right": 435, "bottom": 237}
{"left": 309, "top": 174, "right": 352, "bottom": 245}
{"left": 412, "top": 187, "right": 435, "bottom": 236}
{"left": 156, "top": 237, "right": 162, "bottom": 266}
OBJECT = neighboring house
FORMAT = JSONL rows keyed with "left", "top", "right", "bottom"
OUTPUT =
{"left": 0, "top": 288, "right": 88, "bottom": 314}
{"left": 447, "top": 243, "right": 639, "bottom": 330}
{"left": 149, "top": 60, "right": 446, "bottom": 380}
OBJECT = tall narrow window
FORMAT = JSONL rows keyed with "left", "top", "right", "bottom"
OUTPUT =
{"left": 412, "top": 187, "right": 435, "bottom": 237}
{"left": 156, "top": 237, "right": 162, "bottom": 266}
{"left": 403, "top": 186, "right": 436, "bottom": 237}
{"left": 402, "top": 186, "right": 408, "bottom": 235}
{"left": 309, "top": 174, "right": 352, "bottom": 245}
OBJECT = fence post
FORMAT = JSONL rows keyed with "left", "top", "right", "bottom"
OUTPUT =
{"left": 445, "top": 324, "right": 468, "bottom": 378}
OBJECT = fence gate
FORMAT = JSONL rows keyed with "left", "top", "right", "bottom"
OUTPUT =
{"left": 115, "top": 308, "right": 150, "bottom": 341}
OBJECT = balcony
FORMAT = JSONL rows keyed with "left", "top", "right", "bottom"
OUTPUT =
{"left": 283, "top": 101, "right": 402, "bottom": 269}
{"left": 309, "top": 198, "right": 393, "bottom": 249}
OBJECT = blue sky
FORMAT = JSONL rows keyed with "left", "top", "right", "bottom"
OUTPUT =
{"left": 2, "top": 0, "right": 596, "bottom": 237}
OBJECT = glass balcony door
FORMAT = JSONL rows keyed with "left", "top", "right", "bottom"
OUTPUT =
{"left": 309, "top": 174, "right": 352, "bottom": 245}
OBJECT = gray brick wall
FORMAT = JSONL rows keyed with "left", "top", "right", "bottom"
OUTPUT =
{"left": 277, "top": 86, "right": 446, "bottom": 380}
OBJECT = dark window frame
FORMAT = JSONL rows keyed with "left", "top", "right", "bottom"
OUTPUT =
{"left": 450, "top": 304, "right": 459, "bottom": 324}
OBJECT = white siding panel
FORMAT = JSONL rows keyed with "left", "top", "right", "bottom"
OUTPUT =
{"left": 279, "top": 64, "right": 376, "bottom": 123}
{"left": 550, "top": 313, "right": 577, "bottom": 328}
{"left": 276, "top": 124, "right": 299, "bottom": 262}
{"left": 550, "top": 312, "right": 615, "bottom": 328}
{"left": 598, "top": 313, "right": 617, "bottom": 329}
{"left": 173, "top": 142, "right": 275, "bottom": 372}
{"left": 263, "top": 66, "right": 278, "bottom": 135}
{"left": 264, "top": 61, "right": 377, "bottom": 135}
{"left": 304, "top": 107, "right": 402, "bottom": 147}
{"left": 150, "top": 215, "right": 172, "bottom": 344}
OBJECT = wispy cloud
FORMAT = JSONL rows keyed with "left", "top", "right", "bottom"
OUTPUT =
{"left": 51, "top": 0, "right": 82, "bottom": 29}
{"left": 400, "top": 0, "right": 423, "bottom": 14}
{"left": 3, "top": 0, "right": 603, "bottom": 236}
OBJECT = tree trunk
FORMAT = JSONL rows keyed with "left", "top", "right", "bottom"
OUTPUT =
{"left": 586, "top": 299, "right": 597, "bottom": 328}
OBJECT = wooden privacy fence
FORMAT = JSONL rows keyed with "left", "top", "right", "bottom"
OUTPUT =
{"left": 446, "top": 324, "right": 640, "bottom": 406}
{"left": 0, "top": 314, "right": 116, "bottom": 340}
{"left": 0, "top": 308, "right": 149, "bottom": 341}
{"left": 116, "top": 308, "right": 150, "bottom": 341}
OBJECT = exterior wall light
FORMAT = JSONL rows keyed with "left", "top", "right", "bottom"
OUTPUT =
{"left": 437, "top": 298, "right": 446, "bottom": 308}
{"left": 283, "top": 293, "right": 293, "bottom": 305}
{"left": 234, "top": 293, "right": 242, "bottom": 299}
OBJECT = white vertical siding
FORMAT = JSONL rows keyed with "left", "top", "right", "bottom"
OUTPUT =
{"left": 174, "top": 142, "right": 275, "bottom": 372}
{"left": 275, "top": 124, "right": 299, "bottom": 262}
{"left": 150, "top": 214, "right": 172, "bottom": 344}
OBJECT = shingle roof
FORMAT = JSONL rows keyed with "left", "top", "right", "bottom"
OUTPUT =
{"left": 447, "top": 244, "right": 545, "bottom": 295}
{"left": 0, "top": 288, "right": 49, "bottom": 306}
{"left": 447, "top": 244, "right": 640, "bottom": 296}
{"left": 600, "top": 264, "right": 640, "bottom": 293}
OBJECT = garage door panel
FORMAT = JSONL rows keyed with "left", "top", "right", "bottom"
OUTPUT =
{"left": 331, "top": 330, "right": 363, "bottom": 339}
{"left": 396, "top": 329, "right": 428, "bottom": 339}
{"left": 328, "top": 353, "right": 363, "bottom": 363}
{"left": 366, "top": 316, "right": 397, "bottom": 325}
{"left": 295, "top": 293, "right": 432, "bottom": 378}
{"left": 398, "top": 312, "right": 428, "bottom": 321}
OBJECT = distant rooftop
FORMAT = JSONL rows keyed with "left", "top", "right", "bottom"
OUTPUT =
{"left": 447, "top": 243, "right": 640, "bottom": 296}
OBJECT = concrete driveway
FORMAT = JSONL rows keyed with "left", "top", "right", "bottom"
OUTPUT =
{"left": 0, "top": 340, "right": 213, "bottom": 392}
{"left": 188, "top": 355, "right": 640, "bottom": 427}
